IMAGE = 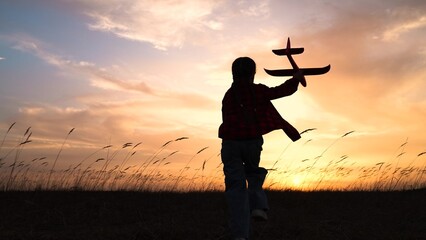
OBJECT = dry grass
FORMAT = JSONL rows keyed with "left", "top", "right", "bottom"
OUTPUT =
{"left": 1, "top": 123, "right": 426, "bottom": 239}
{"left": 0, "top": 123, "right": 425, "bottom": 192}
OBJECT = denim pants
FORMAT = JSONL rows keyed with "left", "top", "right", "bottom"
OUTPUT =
{"left": 221, "top": 137, "right": 269, "bottom": 239}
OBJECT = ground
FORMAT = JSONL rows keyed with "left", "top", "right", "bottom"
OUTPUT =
{"left": 0, "top": 190, "right": 425, "bottom": 240}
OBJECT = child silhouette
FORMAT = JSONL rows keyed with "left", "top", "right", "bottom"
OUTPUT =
{"left": 219, "top": 57, "right": 304, "bottom": 239}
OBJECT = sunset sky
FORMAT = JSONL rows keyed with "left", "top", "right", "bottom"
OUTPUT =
{"left": 1, "top": 0, "right": 425, "bottom": 190}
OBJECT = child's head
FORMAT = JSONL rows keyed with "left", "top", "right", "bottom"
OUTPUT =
{"left": 232, "top": 57, "right": 256, "bottom": 84}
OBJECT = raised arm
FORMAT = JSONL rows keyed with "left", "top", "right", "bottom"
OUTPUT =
{"left": 265, "top": 70, "right": 305, "bottom": 100}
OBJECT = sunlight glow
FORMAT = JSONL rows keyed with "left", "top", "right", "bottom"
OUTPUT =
{"left": 292, "top": 176, "right": 303, "bottom": 187}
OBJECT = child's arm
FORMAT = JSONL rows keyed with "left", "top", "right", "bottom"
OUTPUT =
{"left": 266, "top": 70, "right": 305, "bottom": 100}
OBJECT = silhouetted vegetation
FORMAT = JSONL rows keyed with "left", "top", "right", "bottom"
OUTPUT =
{"left": 1, "top": 124, "right": 426, "bottom": 239}
{"left": 1, "top": 123, "right": 425, "bottom": 192}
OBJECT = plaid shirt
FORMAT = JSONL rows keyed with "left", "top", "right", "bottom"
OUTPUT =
{"left": 218, "top": 78, "right": 301, "bottom": 141}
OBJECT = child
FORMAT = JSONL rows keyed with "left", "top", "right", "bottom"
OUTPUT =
{"left": 219, "top": 57, "right": 304, "bottom": 239}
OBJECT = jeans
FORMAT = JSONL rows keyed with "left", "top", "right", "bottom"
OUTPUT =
{"left": 221, "top": 137, "right": 269, "bottom": 239}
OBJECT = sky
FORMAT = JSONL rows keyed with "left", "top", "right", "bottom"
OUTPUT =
{"left": 1, "top": 0, "right": 425, "bottom": 190}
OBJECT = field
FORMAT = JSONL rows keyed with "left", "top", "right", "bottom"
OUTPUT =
{"left": 1, "top": 124, "right": 426, "bottom": 239}
{"left": 1, "top": 124, "right": 425, "bottom": 192}
{"left": 1, "top": 189, "right": 425, "bottom": 240}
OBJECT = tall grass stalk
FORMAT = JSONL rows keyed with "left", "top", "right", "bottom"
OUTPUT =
{"left": 110, "top": 142, "right": 141, "bottom": 189}
{"left": 172, "top": 146, "right": 208, "bottom": 190}
{"left": 5, "top": 126, "right": 31, "bottom": 190}
{"left": 46, "top": 128, "right": 74, "bottom": 189}
{"left": 302, "top": 131, "right": 354, "bottom": 190}
{"left": 0, "top": 122, "right": 16, "bottom": 157}
{"left": 133, "top": 137, "right": 187, "bottom": 189}
{"left": 413, "top": 151, "right": 426, "bottom": 187}
{"left": 265, "top": 128, "right": 316, "bottom": 188}
{"left": 144, "top": 150, "right": 179, "bottom": 187}
{"left": 387, "top": 138, "right": 408, "bottom": 190}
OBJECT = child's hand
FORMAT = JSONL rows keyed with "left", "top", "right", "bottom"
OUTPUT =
{"left": 293, "top": 70, "right": 306, "bottom": 87}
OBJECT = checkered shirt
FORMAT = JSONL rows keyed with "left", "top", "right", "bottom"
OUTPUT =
{"left": 218, "top": 78, "right": 301, "bottom": 141}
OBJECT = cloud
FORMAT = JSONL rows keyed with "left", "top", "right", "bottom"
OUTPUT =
{"left": 213, "top": 0, "right": 425, "bottom": 155}
{"left": 239, "top": 0, "right": 270, "bottom": 17}
{"left": 4, "top": 33, "right": 219, "bottom": 109}
{"left": 280, "top": 1, "right": 426, "bottom": 122}
{"left": 4, "top": 33, "right": 155, "bottom": 95}
{"left": 383, "top": 15, "right": 426, "bottom": 41}
{"left": 9, "top": 92, "right": 219, "bottom": 153}
{"left": 1, "top": 33, "right": 219, "bottom": 146}
{"left": 0, "top": 57, "right": 4, "bottom": 60}
{"left": 74, "top": 0, "right": 223, "bottom": 50}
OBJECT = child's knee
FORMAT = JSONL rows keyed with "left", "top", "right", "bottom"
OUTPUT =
{"left": 225, "top": 177, "right": 246, "bottom": 190}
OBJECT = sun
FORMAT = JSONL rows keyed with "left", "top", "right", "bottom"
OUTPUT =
{"left": 291, "top": 175, "right": 305, "bottom": 188}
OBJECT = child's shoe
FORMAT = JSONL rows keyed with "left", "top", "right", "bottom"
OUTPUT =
{"left": 251, "top": 209, "right": 268, "bottom": 221}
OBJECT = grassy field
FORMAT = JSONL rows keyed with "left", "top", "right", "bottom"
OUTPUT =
{"left": 1, "top": 189, "right": 425, "bottom": 240}
{"left": 1, "top": 124, "right": 425, "bottom": 192}
{"left": 1, "top": 124, "right": 426, "bottom": 239}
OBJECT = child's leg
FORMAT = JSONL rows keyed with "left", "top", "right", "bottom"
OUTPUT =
{"left": 221, "top": 140, "right": 250, "bottom": 239}
{"left": 247, "top": 167, "right": 269, "bottom": 211}
{"left": 243, "top": 138, "right": 269, "bottom": 211}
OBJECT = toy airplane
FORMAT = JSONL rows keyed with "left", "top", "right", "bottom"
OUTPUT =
{"left": 264, "top": 37, "right": 331, "bottom": 87}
